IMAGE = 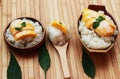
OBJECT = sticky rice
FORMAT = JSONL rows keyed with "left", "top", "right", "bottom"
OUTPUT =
{"left": 5, "top": 18, "right": 44, "bottom": 48}
{"left": 48, "top": 21, "right": 69, "bottom": 46}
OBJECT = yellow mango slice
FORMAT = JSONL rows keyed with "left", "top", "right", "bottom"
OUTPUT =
{"left": 85, "top": 18, "right": 95, "bottom": 28}
{"left": 82, "top": 8, "right": 98, "bottom": 23}
{"left": 51, "top": 20, "right": 67, "bottom": 34}
{"left": 14, "top": 30, "right": 37, "bottom": 40}
{"left": 81, "top": 13, "right": 89, "bottom": 22}
{"left": 95, "top": 20, "right": 114, "bottom": 36}
{"left": 10, "top": 22, "right": 35, "bottom": 35}
{"left": 22, "top": 23, "right": 35, "bottom": 31}
{"left": 10, "top": 20, "right": 22, "bottom": 35}
{"left": 10, "top": 25, "right": 20, "bottom": 35}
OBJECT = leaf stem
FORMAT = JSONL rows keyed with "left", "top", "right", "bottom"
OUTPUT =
{"left": 45, "top": 71, "right": 46, "bottom": 79}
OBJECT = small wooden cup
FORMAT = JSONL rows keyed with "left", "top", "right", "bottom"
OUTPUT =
{"left": 4, "top": 17, "right": 46, "bottom": 54}
{"left": 78, "top": 5, "right": 119, "bottom": 53}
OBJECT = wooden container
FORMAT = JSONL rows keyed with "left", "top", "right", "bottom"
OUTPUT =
{"left": 78, "top": 5, "right": 119, "bottom": 53}
{"left": 4, "top": 17, "right": 46, "bottom": 54}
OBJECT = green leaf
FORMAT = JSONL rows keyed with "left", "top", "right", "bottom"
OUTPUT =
{"left": 15, "top": 27, "right": 22, "bottom": 31}
{"left": 38, "top": 43, "right": 51, "bottom": 79}
{"left": 96, "top": 16, "right": 105, "bottom": 22}
{"left": 7, "top": 53, "right": 22, "bottom": 79}
{"left": 93, "top": 22, "right": 99, "bottom": 29}
{"left": 59, "top": 22, "right": 62, "bottom": 25}
{"left": 21, "top": 22, "right": 26, "bottom": 27}
{"left": 93, "top": 16, "right": 105, "bottom": 29}
{"left": 82, "top": 48, "right": 95, "bottom": 79}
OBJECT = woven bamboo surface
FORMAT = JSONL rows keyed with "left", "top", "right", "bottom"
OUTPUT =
{"left": 0, "top": 0, "right": 120, "bottom": 79}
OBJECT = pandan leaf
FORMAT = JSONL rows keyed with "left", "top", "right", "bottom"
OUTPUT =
{"left": 82, "top": 48, "right": 95, "bottom": 79}
{"left": 38, "top": 43, "right": 51, "bottom": 79}
{"left": 7, "top": 53, "right": 22, "bottom": 79}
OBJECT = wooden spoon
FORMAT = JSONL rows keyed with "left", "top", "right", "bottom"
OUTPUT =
{"left": 54, "top": 42, "right": 70, "bottom": 79}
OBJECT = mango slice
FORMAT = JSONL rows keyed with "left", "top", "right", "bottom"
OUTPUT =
{"left": 85, "top": 18, "right": 95, "bottom": 28}
{"left": 9, "top": 19, "right": 37, "bottom": 40}
{"left": 14, "top": 30, "right": 37, "bottom": 40}
{"left": 10, "top": 22, "right": 35, "bottom": 35}
{"left": 51, "top": 20, "right": 67, "bottom": 34}
{"left": 95, "top": 20, "right": 114, "bottom": 36}
{"left": 82, "top": 8, "right": 98, "bottom": 22}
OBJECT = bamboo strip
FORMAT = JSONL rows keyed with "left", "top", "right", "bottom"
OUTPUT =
{"left": 65, "top": 0, "right": 80, "bottom": 79}
{"left": 43, "top": 0, "right": 50, "bottom": 26}
{"left": 23, "top": 57, "right": 29, "bottom": 79}
{"left": 33, "top": 54, "right": 40, "bottom": 79}
{"left": 110, "top": 47, "right": 120, "bottom": 79}
{"left": 25, "top": 0, "right": 30, "bottom": 17}
{"left": 35, "top": 0, "right": 40, "bottom": 20}
{"left": 28, "top": 58, "right": 34, "bottom": 79}
{"left": 52, "top": 0, "right": 59, "bottom": 20}
{"left": 57, "top": 0, "right": 64, "bottom": 21}
{"left": 30, "top": 0, "right": 35, "bottom": 18}
{"left": 21, "top": 0, "right": 26, "bottom": 16}
{"left": 114, "top": 43, "right": 120, "bottom": 79}
{"left": 69, "top": 0, "right": 85, "bottom": 78}
{"left": 107, "top": 52, "right": 116, "bottom": 79}
{"left": 12, "top": 0, "right": 16, "bottom": 19}
{"left": 0, "top": 2, "right": 2, "bottom": 79}
{"left": 2, "top": 0, "right": 8, "bottom": 79}
{"left": 48, "top": 0, "right": 55, "bottom": 21}
{"left": 7, "top": 0, "right": 12, "bottom": 23}
{"left": 16, "top": 0, "right": 21, "bottom": 17}
{"left": 74, "top": 0, "right": 81, "bottom": 17}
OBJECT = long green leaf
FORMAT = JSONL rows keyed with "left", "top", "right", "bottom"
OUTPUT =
{"left": 7, "top": 53, "right": 22, "bottom": 79}
{"left": 38, "top": 43, "right": 51, "bottom": 79}
{"left": 82, "top": 48, "right": 95, "bottom": 79}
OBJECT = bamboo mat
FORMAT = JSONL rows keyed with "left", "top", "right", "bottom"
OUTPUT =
{"left": 0, "top": 0, "right": 120, "bottom": 79}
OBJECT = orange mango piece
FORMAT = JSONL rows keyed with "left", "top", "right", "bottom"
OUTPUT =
{"left": 51, "top": 20, "right": 67, "bottom": 34}
{"left": 14, "top": 30, "right": 37, "bottom": 40}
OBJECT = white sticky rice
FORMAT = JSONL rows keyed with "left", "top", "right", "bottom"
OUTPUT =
{"left": 6, "top": 18, "right": 44, "bottom": 48}
{"left": 79, "top": 21, "right": 118, "bottom": 49}
{"left": 48, "top": 25, "right": 69, "bottom": 46}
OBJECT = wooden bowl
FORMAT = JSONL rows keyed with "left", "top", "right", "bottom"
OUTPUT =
{"left": 4, "top": 17, "right": 46, "bottom": 53}
{"left": 78, "top": 5, "right": 119, "bottom": 53}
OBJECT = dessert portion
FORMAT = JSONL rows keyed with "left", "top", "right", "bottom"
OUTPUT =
{"left": 48, "top": 20, "right": 69, "bottom": 46}
{"left": 6, "top": 18, "right": 44, "bottom": 48}
{"left": 79, "top": 8, "right": 118, "bottom": 49}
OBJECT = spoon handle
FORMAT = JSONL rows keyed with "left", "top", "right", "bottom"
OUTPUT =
{"left": 55, "top": 43, "right": 70, "bottom": 79}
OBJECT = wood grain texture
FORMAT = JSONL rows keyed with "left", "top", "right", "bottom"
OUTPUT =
{"left": 0, "top": 0, "right": 120, "bottom": 79}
